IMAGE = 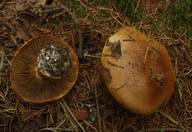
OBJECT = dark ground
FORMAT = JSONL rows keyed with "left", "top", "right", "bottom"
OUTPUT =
{"left": 0, "top": 0, "right": 192, "bottom": 131}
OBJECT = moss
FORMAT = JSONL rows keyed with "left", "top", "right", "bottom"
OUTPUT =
{"left": 151, "top": 0, "right": 192, "bottom": 40}
{"left": 115, "top": 0, "right": 145, "bottom": 21}
{"left": 92, "top": 0, "right": 111, "bottom": 7}
{"left": 63, "top": 0, "right": 191, "bottom": 41}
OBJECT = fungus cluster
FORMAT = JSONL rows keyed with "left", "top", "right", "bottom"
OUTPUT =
{"left": 99, "top": 27, "right": 176, "bottom": 114}
{"left": 10, "top": 35, "right": 79, "bottom": 103}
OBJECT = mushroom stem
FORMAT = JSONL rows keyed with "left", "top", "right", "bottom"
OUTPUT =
{"left": 35, "top": 67, "right": 43, "bottom": 79}
{"left": 36, "top": 44, "right": 72, "bottom": 79}
{"left": 35, "top": 67, "right": 52, "bottom": 80}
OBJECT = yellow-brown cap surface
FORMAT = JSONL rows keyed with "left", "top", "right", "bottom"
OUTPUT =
{"left": 10, "top": 35, "right": 79, "bottom": 103}
{"left": 100, "top": 27, "right": 176, "bottom": 114}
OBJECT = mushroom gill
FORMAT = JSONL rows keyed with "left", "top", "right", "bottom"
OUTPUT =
{"left": 10, "top": 35, "right": 79, "bottom": 103}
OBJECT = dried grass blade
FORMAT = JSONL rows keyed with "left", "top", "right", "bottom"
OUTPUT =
{"left": 0, "top": 49, "right": 5, "bottom": 85}
{"left": 159, "top": 111, "right": 189, "bottom": 132}
{"left": 60, "top": 99, "right": 86, "bottom": 132}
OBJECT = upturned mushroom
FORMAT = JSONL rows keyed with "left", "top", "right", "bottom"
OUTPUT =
{"left": 10, "top": 35, "right": 79, "bottom": 103}
{"left": 99, "top": 27, "right": 176, "bottom": 114}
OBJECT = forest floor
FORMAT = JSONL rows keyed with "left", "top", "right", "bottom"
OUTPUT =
{"left": 0, "top": 0, "right": 192, "bottom": 131}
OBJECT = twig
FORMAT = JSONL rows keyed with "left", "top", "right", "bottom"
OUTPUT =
{"left": 18, "top": 11, "right": 38, "bottom": 18}
{"left": 113, "top": 82, "right": 127, "bottom": 90}
{"left": 59, "top": 100, "right": 79, "bottom": 131}
{"left": 143, "top": 40, "right": 152, "bottom": 44}
{"left": 147, "top": 74, "right": 155, "bottom": 84}
{"left": 0, "top": 0, "right": 6, "bottom": 9}
{"left": 84, "top": 54, "right": 101, "bottom": 59}
{"left": 0, "top": 91, "right": 5, "bottom": 101}
{"left": 60, "top": 99, "right": 86, "bottom": 132}
{"left": 110, "top": 12, "right": 126, "bottom": 28}
{"left": 143, "top": 40, "right": 161, "bottom": 55}
{"left": 77, "top": 0, "right": 88, "bottom": 11}
{"left": 22, "top": 108, "right": 46, "bottom": 121}
{"left": 39, "top": 127, "right": 75, "bottom": 131}
{"left": 159, "top": 111, "right": 189, "bottom": 132}
{"left": 95, "top": 53, "right": 113, "bottom": 57}
{"left": 135, "top": 0, "right": 142, "bottom": 13}
{"left": 0, "top": 48, "right": 4, "bottom": 85}
{"left": 9, "top": 99, "right": 19, "bottom": 132}
{"left": 3, "top": 21, "right": 17, "bottom": 33}
{"left": 144, "top": 46, "right": 149, "bottom": 64}
{"left": 94, "top": 73, "right": 102, "bottom": 132}
{"left": 84, "top": 121, "right": 98, "bottom": 132}
{"left": 51, "top": 11, "right": 66, "bottom": 19}
{"left": 55, "top": 0, "right": 83, "bottom": 58}
{"left": 139, "top": 20, "right": 143, "bottom": 29}
{"left": 151, "top": 47, "right": 162, "bottom": 55}
{"left": 122, "top": 39, "right": 135, "bottom": 41}
{"left": 56, "top": 119, "right": 67, "bottom": 128}
{"left": 107, "top": 61, "right": 124, "bottom": 69}
{"left": 116, "top": 12, "right": 130, "bottom": 26}
{"left": 40, "top": 7, "right": 62, "bottom": 13}
{"left": 125, "top": 33, "right": 136, "bottom": 41}
{"left": 138, "top": 128, "right": 188, "bottom": 132}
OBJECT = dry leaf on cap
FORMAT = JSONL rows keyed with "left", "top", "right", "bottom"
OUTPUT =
{"left": 15, "top": 20, "right": 39, "bottom": 42}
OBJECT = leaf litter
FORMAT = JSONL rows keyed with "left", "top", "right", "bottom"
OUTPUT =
{"left": 0, "top": 0, "right": 191, "bottom": 131}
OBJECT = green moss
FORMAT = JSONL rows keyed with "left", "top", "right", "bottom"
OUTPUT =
{"left": 92, "top": 0, "right": 111, "bottom": 7}
{"left": 63, "top": 0, "right": 88, "bottom": 18}
{"left": 116, "top": 0, "right": 145, "bottom": 21}
{"left": 62, "top": 0, "right": 191, "bottom": 41}
{"left": 114, "top": 0, "right": 191, "bottom": 40}
{"left": 151, "top": 0, "right": 192, "bottom": 40}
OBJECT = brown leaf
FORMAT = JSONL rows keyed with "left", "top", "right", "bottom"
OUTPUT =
{"left": 15, "top": 0, "right": 47, "bottom": 11}
{"left": 111, "top": 41, "right": 121, "bottom": 59}
{"left": 143, "top": 0, "right": 157, "bottom": 14}
{"left": 15, "top": 20, "right": 39, "bottom": 42}
{"left": 157, "top": 0, "right": 171, "bottom": 11}
{"left": 71, "top": 110, "right": 89, "bottom": 121}
{"left": 107, "top": 40, "right": 122, "bottom": 59}
{"left": 143, "top": 0, "right": 172, "bottom": 15}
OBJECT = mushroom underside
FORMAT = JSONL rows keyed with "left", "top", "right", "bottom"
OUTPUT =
{"left": 11, "top": 36, "right": 79, "bottom": 103}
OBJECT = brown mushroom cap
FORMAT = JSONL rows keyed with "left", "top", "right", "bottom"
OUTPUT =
{"left": 100, "top": 27, "right": 176, "bottom": 114}
{"left": 10, "top": 35, "right": 79, "bottom": 103}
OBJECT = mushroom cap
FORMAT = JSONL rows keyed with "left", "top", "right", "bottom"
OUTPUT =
{"left": 100, "top": 27, "right": 176, "bottom": 114}
{"left": 10, "top": 35, "right": 79, "bottom": 103}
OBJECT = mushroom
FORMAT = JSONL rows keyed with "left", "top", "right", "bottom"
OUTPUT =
{"left": 10, "top": 35, "right": 79, "bottom": 103}
{"left": 99, "top": 27, "right": 176, "bottom": 114}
